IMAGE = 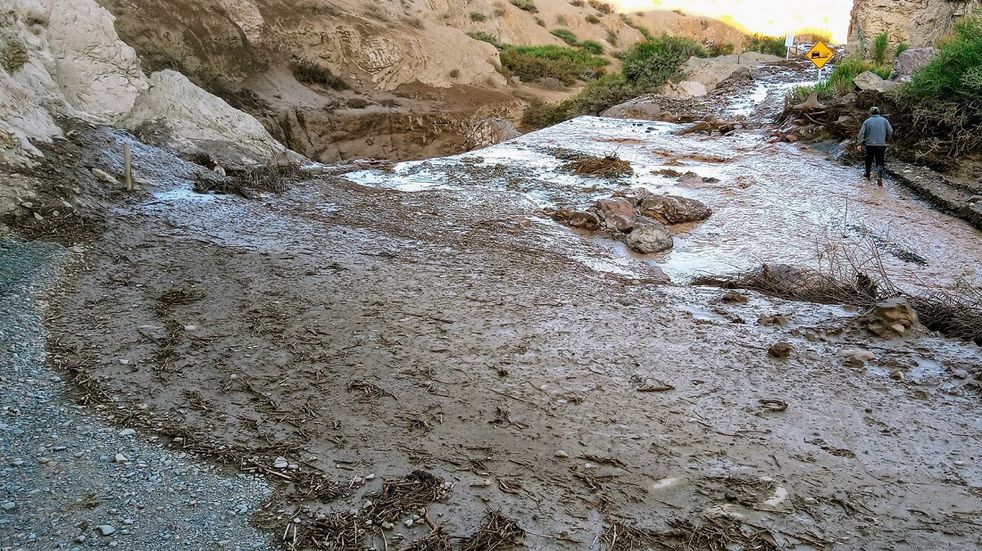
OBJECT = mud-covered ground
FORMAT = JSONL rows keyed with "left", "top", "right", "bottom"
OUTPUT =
{"left": 8, "top": 62, "right": 982, "bottom": 550}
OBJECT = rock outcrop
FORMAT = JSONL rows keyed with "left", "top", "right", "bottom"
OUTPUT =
{"left": 889, "top": 47, "right": 940, "bottom": 81}
{"left": 847, "top": 0, "right": 980, "bottom": 52}
{"left": 0, "top": 0, "right": 289, "bottom": 167}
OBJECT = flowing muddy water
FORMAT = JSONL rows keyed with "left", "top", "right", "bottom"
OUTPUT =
{"left": 348, "top": 65, "right": 982, "bottom": 292}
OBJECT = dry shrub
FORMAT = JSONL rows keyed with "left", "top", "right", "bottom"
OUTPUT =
{"left": 460, "top": 511, "right": 524, "bottom": 551}
{"left": 194, "top": 162, "right": 308, "bottom": 199}
{"left": 290, "top": 59, "right": 349, "bottom": 90}
{"left": 602, "top": 516, "right": 778, "bottom": 551}
{"left": 563, "top": 152, "right": 633, "bottom": 177}
{"left": 300, "top": 513, "right": 367, "bottom": 550}
{"left": 910, "top": 285, "right": 982, "bottom": 345}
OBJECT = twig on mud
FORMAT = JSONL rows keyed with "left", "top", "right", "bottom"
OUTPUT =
{"left": 484, "top": 387, "right": 555, "bottom": 417}
{"left": 460, "top": 510, "right": 525, "bottom": 551}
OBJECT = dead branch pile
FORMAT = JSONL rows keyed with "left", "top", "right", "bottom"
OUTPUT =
{"left": 601, "top": 517, "right": 778, "bottom": 551}
{"left": 910, "top": 285, "right": 982, "bottom": 345}
{"left": 460, "top": 511, "right": 525, "bottom": 551}
{"left": 299, "top": 513, "right": 368, "bottom": 551}
{"left": 369, "top": 470, "right": 451, "bottom": 523}
{"left": 692, "top": 263, "right": 881, "bottom": 306}
{"left": 400, "top": 527, "right": 453, "bottom": 551}
{"left": 563, "top": 153, "right": 633, "bottom": 177}
{"left": 194, "top": 161, "right": 309, "bottom": 199}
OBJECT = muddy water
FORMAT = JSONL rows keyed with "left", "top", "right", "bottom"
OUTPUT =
{"left": 347, "top": 66, "right": 982, "bottom": 293}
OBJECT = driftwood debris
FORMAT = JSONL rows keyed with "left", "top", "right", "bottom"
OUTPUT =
{"left": 793, "top": 91, "right": 826, "bottom": 112}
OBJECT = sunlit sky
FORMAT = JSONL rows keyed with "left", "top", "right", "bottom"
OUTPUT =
{"left": 614, "top": 0, "right": 854, "bottom": 43}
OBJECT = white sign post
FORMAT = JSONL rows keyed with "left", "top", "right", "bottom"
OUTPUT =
{"left": 785, "top": 33, "right": 794, "bottom": 59}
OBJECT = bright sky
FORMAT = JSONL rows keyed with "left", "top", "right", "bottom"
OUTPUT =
{"left": 613, "top": 0, "right": 853, "bottom": 43}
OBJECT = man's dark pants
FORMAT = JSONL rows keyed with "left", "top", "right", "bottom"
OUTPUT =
{"left": 865, "top": 146, "right": 886, "bottom": 178}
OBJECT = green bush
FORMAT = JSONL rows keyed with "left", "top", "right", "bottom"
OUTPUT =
{"left": 500, "top": 44, "right": 607, "bottom": 84}
{"left": 606, "top": 29, "right": 618, "bottom": 46}
{"left": 585, "top": 15, "right": 600, "bottom": 24}
{"left": 579, "top": 40, "right": 603, "bottom": 55}
{"left": 621, "top": 35, "right": 707, "bottom": 89}
{"left": 551, "top": 28, "right": 578, "bottom": 45}
{"left": 523, "top": 35, "right": 703, "bottom": 128}
{"left": 510, "top": 0, "right": 538, "bottom": 13}
{"left": 470, "top": 11, "right": 487, "bottom": 22}
{"left": 746, "top": 34, "right": 786, "bottom": 57}
{"left": 904, "top": 16, "right": 982, "bottom": 105}
{"left": 894, "top": 42, "right": 909, "bottom": 59}
{"left": 872, "top": 32, "right": 889, "bottom": 65}
{"left": 708, "top": 43, "right": 735, "bottom": 57}
{"left": 467, "top": 31, "right": 502, "bottom": 49}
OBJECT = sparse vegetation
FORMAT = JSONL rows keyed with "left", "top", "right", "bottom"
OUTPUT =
{"left": 708, "top": 43, "right": 735, "bottom": 57}
{"left": 556, "top": 14, "right": 568, "bottom": 25}
{"left": 872, "top": 32, "right": 889, "bottom": 65}
{"left": 570, "top": 0, "right": 584, "bottom": 6}
{"left": 579, "top": 40, "right": 603, "bottom": 55}
{"left": 894, "top": 42, "right": 909, "bottom": 59}
{"left": 510, "top": 0, "right": 538, "bottom": 13}
{"left": 791, "top": 57, "right": 889, "bottom": 99}
{"left": 585, "top": 14, "right": 600, "bottom": 24}
{"left": 606, "top": 29, "right": 618, "bottom": 46}
{"left": 467, "top": 31, "right": 503, "bottom": 49}
{"left": 493, "top": 4, "right": 506, "bottom": 17}
{"left": 619, "top": 14, "right": 653, "bottom": 40}
{"left": 290, "top": 60, "right": 349, "bottom": 90}
{"left": 1, "top": 38, "right": 29, "bottom": 73}
{"left": 535, "top": 16, "right": 546, "bottom": 26}
{"left": 469, "top": 11, "right": 487, "bottom": 22}
{"left": 550, "top": 28, "right": 578, "bottom": 45}
{"left": 404, "top": 16, "right": 423, "bottom": 28}
{"left": 746, "top": 34, "right": 787, "bottom": 57}
{"left": 500, "top": 44, "right": 607, "bottom": 85}
{"left": 564, "top": 152, "right": 633, "bottom": 177}
{"left": 588, "top": 0, "right": 614, "bottom": 15}
{"left": 449, "top": 69, "right": 460, "bottom": 78}
{"left": 523, "top": 35, "right": 706, "bottom": 127}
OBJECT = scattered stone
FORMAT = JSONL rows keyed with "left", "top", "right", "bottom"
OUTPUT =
{"left": 119, "top": 428, "right": 135, "bottom": 437}
{"left": 624, "top": 223, "right": 674, "bottom": 254}
{"left": 554, "top": 450, "right": 569, "bottom": 458}
{"left": 1, "top": 501, "right": 17, "bottom": 511}
{"left": 96, "top": 525, "right": 116, "bottom": 536}
{"left": 113, "top": 453, "right": 128, "bottom": 463}
{"left": 768, "top": 342, "right": 794, "bottom": 359}
{"left": 839, "top": 348, "right": 875, "bottom": 367}
{"left": 273, "top": 457, "right": 289, "bottom": 469}
{"left": 403, "top": 518, "right": 414, "bottom": 527}
{"left": 721, "top": 291, "right": 748, "bottom": 304}
{"left": 381, "top": 521, "right": 394, "bottom": 530}
{"left": 567, "top": 211, "right": 601, "bottom": 231}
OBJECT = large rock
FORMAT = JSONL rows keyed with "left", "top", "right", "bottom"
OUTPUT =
{"left": 601, "top": 99, "right": 664, "bottom": 121}
{"left": 867, "top": 298, "right": 919, "bottom": 338}
{"left": 681, "top": 56, "right": 755, "bottom": 92}
{"left": 594, "top": 197, "right": 636, "bottom": 218}
{"left": 853, "top": 71, "right": 899, "bottom": 93}
{"left": 466, "top": 118, "right": 520, "bottom": 149}
{"left": 639, "top": 195, "right": 711, "bottom": 225}
{"left": 660, "top": 80, "right": 708, "bottom": 99}
{"left": 625, "top": 223, "right": 674, "bottom": 254}
{"left": 890, "top": 47, "right": 939, "bottom": 82}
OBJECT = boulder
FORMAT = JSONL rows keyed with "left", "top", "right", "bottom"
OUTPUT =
{"left": 125, "top": 70, "right": 292, "bottom": 165}
{"left": 660, "top": 80, "right": 708, "bottom": 99}
{"left": 604, "top": 213, "right": 637, "bottom": 233}
{"left": 567, "top": 211, "right": 601, "bottom": 231}
{"left": 612, "top": 187, "right": 655, "bottom": 206}
{"left": 594, "top": 197, "right": 636, "bottom": 218}
{"left": 639, "top": 195, "right": 711, "bottom": 225}
{"left": 867, "top": 298, "right": 918, "bottom": 338}
{"left": 682, "top": 56, "right": 754, "bottom": 92}
{"left": 890, "top": 47, "right": 939, "bottom": 82}
{"left": 853, "top": 71, "right": 899, "bottom": 93}
{"left": 624, "top": 223, "right": 674, "bottom": 254}
{"left": 601, "top": 99, "right": 664, "bottom": 121}
{"left": 466, "top": 118, "right": 520, "bottom": 149}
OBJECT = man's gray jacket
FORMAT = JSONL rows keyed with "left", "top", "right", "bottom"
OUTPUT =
{"left": 858, "top": 115, "right": 894, "bottom": 146}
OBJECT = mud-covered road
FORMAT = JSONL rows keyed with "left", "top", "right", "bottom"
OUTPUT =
{"left": 25, "top": 62, "right": 982, "bottom": 550}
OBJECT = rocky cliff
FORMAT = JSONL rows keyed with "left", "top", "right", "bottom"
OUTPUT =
{"left": 91, "top": 0, "right": 749, "bottom": 161}
{"left": 847, "top": 0, "right": 980, "bottom": 52}
{"left": 0, "top": 0, "right": 289, "bottom": 168}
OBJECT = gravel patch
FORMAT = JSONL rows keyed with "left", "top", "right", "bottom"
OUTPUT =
{"left": 0, "top": 239, "right": 273, "bottom": 550}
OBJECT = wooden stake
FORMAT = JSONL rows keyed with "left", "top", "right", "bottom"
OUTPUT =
{"left": 123, "top": 144, "right": 133, "bottom": 191}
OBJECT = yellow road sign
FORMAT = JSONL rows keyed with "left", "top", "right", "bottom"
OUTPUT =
{"left": 806, "top": 41, "right": 834, "bottom": 69}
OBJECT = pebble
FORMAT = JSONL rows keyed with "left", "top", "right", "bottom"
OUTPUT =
{"left": 403, "top": 518, "right": 414, "bottom": 527}
{"left": 114, "top": 453, "right": 129, "bottom": 463}
{"left": 97, "top": 525, "right": 116, "bottom": 536}
{"left": 554, "top": 450, "right": 569, "bottom": 458}
{"left": 381, "top": 522, "right": 394, "bottom": 530}
{"left": 1, "top": 501, "right": 17, "bottom": 511}
{"left": 119, "top": 428, "right": 136, "bottom": 437}
{"left": 273, "top": 457, "right": 289, "bottom": 469}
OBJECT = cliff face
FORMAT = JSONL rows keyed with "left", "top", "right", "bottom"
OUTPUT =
{"left": 847, "top": 0, "right": 980, "bottom": 52}
{"left": 91, "top": 0, "right": 748, "bottom": 161}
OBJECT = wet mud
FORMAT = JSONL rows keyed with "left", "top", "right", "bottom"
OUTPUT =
{"left": 36, "top": 62, "right": 982, "bottom": 550}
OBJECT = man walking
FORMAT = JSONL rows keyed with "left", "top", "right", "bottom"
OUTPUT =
{"left": 857, "top": 106, "right": 893, "bottom": 185}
